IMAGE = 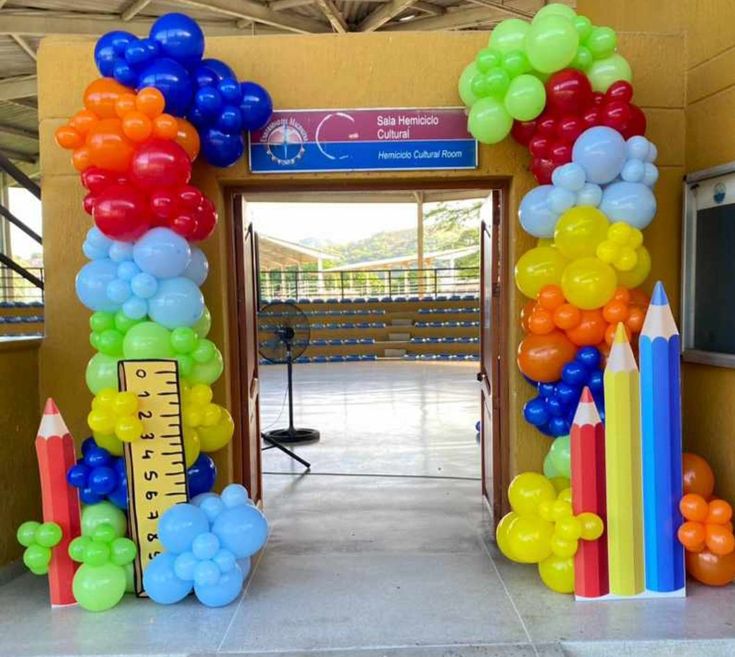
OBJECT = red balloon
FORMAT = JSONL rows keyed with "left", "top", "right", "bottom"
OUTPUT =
{"left": 172, "top": 196, "right": 217, "bottom": 242}
{"left": 130, "top": 139, "right": 191, "bottom": 191}
{"left": 150, "top": 189, "right": 178, "bottom": 220}
{"left": 582, "top": 106, "right": 602, "bottom": 128}
{"left": 511, "top": 120, "right": 538, "bottom": 147}
{"left": 549, "top": 141, "right": 572, "bottom": 166}
{"left": 546, "top": 69, "right": 593, "bottom": 116}
{"left": 83, "top": 192, "right": 96, "bottom": 215}
{"left": 529, "top": 135, "right": 551, "bottom": 158}
{"left": 177, "top": 184, "right": 204, "bottom": 208}
{"left": 602, "top": 100, "right": 632, "bottom": 133}
{"left": 606, "top": 80, "right": 634, "bottom": 104}
{"left": 81, "top": 167, "right": 128, "bottom": 193}
{"left": 536, "top": 112, "right": 557, "bottom": 136}
{"left": 592, "top": 92, "right": 605, "bottom": 105}
{"left": 93, "top": 183, "right": 151, "bottom": 241}
{"left": 626, "top": 104, "right": 647, "bottom": 138}
{"left": 556, "top": 115, "right": 585, "bottom": 144}
{"left": 530, "top": 158, "right": 555, "bottom": 185}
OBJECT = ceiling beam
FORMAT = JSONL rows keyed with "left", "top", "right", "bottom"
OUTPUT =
{"left": 0, "top": 75, "right": 36, "bottom": 101}
{"left": 383, "top": 6, "right": 503, "bottom": 30}
{"left": 10, "top": 34, "right": 36, "bottom": 61}
{"left": 0, "top": 123, "right": 38, "bottom": 141}
{"left": 463, "top": 0, "right": 534, "bottom": 19}
{"left": 121, "top": 0, "right": 153, "bottom": 21}
{"left": 269, "top": 0, "right": 313, "bottom": 10}
{"left": 1, "top": 147, "right": 36, "bottom": 164}
{"left": 315, "top": 0, "right": 348, "bottom": 32}
{"left": 414, "top": 2, "right": 445, "bottom": 16}
{"left": 0, "top": 0, "right": 7, "bottom": 8}
{"left": 359, "top": 0, "right": 419, "bottom": 31}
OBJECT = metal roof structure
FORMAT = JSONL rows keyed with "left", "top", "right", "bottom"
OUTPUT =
{"left": 258, "top": 233, "right": 336, "bottom": 268}
{"left": 0, "top": 0, "right": 574, "bottom": 172}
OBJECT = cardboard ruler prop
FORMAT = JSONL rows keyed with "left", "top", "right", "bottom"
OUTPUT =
{"left": 119, "top": 359, "right": 189, "bottom": 596}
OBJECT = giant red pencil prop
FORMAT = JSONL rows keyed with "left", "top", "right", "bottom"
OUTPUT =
{"left": 35, "top": 398, "right": 81, "bottom": 606}
{"left": 571, "top": 387, "right": 609, "bottom": 599}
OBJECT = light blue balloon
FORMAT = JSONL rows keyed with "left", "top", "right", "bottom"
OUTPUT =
{"left": 621, "top": 159, "right": 645, "bottom": 183}
{"left": 109, "top": 241, "right": 134, "bottom": 263}
{"left": 191, "top": 493, "right": 217, "bottom": 506}
{"left": 518, "top": 185, "right": 559, "bottom": 238}
{"left": 626, "top": 135, "right": 649, "bottom": 161}
{"left": 213, "top": 549, "right": 236, "bottom": 574}
{"left": 572, "top": 126, "right": 627, "bottom": 184}
{"left": 173, "top": 551, "right": 198, "bottom": 581}
{"left": 134, "top": 227, "right": 192, "bottom": 279}
{"left": 192, "top": 532, "right": 220, "bottom": 561}
{"left": 117, "top": 261, "right": 141, "bottom": 281}
{"left": 212, "top": 504, "right": 268, "bottom": 559}
{"left": 576, "top": 183, "right": 602, "bottom": 207}
{"left": 122, "top": 296, "right": 148, "bottom": 320}
{"left": 86, "top": 226, "right": 112, "bottom": 251}
{"left": 148, "top": 277, "right": 204, "bottom": 329}
{"left": 647, "top": 142, "right": 658, "bottom": 163}
{"left": 221, "top": 484, "right": 249, "bottom": 509}
{"left": 643, "top": 162, "right": 659, "bottom": 188}
{"left": 599, "top": 181, "right": 657, "bottom": 229}
{"left": 194, "top": 564, "right": 243, "bottom": 608}
{"left": 158, "top": 503, "right": 210, "bottom": 554}
{"left": 76, "top": 259, "right": 119, "bottom": 312}
{"left": 199, "top": 496, "right": 225, "bottom": 523}
{"left": 106, "top": 278, "right": 132, "bottom": 304}
{"left": 551, "top": 162, "right": 585, "bottom": 192}
{"left": 83, "top": 242, "right": 108, "bottom": 260}
{"left": 143, "top": 553, "right": 193, "bottom": 604}
{"left": 194, "top": 560, "right": 220, "bottom": 587}
{"left": 184, "top": 247, "right": 209, "bottom": 286}
{"left": 548, "top": 187, "right": 576, "bottom": 214}
{"left": 131, "top": 272, "right": 158, "bottom": 299}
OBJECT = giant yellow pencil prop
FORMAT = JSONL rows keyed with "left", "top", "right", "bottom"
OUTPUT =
{"left": 604, "top": 323, "right": 644, "bottom": 596}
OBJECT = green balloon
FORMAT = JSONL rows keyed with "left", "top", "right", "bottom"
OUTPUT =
{"left": 171, "top": 327, "right": 198, "bottom": 354}
{"left": 84, "top": 541, "right": 111, "bottom": 567}
{"left": 573, "top": 15, "right": 593, "bottom": 41}
{"left": 97, "top": 329, "right": 124, "bottom": 357}
{"left": 488, "top": 18, "right": 530, "bottom": 54}
{"left": 73, "top": 563, "right": 127, "bottom": 612}
{"left": 502, "top": 50, "right": 531, "bottom": 78}
{"left": 526, "top": 15, "right": 579, "bottom": 74}
{"left": 458, "top": 62, "right": 480, "bottom": 107}
{"left": 504, "top": 74, "right": 546, "bottom": 121}
{"left": 92, "top": 522, "right": 117, "bottom": 544}
{"left": 475, "top": 48, "right": 501, "bottom": 74}
{"left": 17, "top": 521, "right": 40, "bottom": 548}
{"left": 486, "top": 68, "right": 511, "bottom": 97}
{"left": 123, "top": 321, "right": 173, "bottom": 359}
{"left": 69, "top": 536, "right": 91, "bottom": 562}
{"left": 110, "top": 538, "right": 137, "bottom": 566}
{"left": 90, "top": 311, "right": 115, "bottom": 333}
{"left": 114, "top": 310, "right": 142, "bottom": 334}
{"left": 24, "top": 544, "right": 51, "bottom": 573}
{"left": 187, "top": 348, "right": 224, "bottom": 386}
{"left": 587, "top": 53, "right": 632, "bottom": 92}
{"left": 192, "top": 339, "right": 216, "bottom": 364}
{"left": 467, "top": 96, "right": 512, "bottom": 145}
{"left": 586, "top": 26, "right": 617, "bottom": 59}
{"left": 571, "top": 45, "right": 593, "bottom": 71}
{"left": 35, "top": 522, "right": 62, "bottom": 548}
{"left": 544, "top": 435, "right": 571, "bottom": 479}
{"left": 86, "top": 353, "right": 120, "bottom": 395}
{"left": 124, "top": 562, "right": 135, "bottom": 593}
{"left": 193, "top": 307, "right": 211, "bottom": 339}
{"left": 176, "top": 354, "right": 194, "bottom": 377}
{"left": 533, "top": 3, "right": 577, "bottom": 24}
{"left": 81, "top": 502, "right": 127, "bottom": 539}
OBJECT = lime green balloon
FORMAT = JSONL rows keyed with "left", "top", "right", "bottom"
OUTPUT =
{"left": 124, "top": 562, "right": 135, "bottom": 593}
{"left": 96, "top": 329, "right": 124, "bottom": 356}
{"left": 573, "top": 15, "right": 593, "bottom": 41}
{"left": 187, "top": 348, "right": 224, "bottom": 386}
{"left": 176, "top": 354, "right": 194, "bottom": 377}
{"left": 24, "top": 545, "right": 51, "bottom": 573}
{"left": 81, "top": 502, "right": 127, "bottom": 539}
{"left": 533, "top": 3, "right": 577, "bottom": 23}
{"left": 467, "top": 96, "right": 512, "bottom": 145}
{"left": 543, "top": 435, "right": 571, "bottom": 479}
{"left": 90, "top": 311, "right": 115, "bottom": 333}
{"left": 171, "top": 326, "right": 198, "bottom": 354}
{"left": 504, "top": 74, "right": 546, "bottom": 121}
{"left": 192, "top": 339, "right": 216, "bottom": 364}
{"left": 458, "top": 62, "right": 479, "bottom": 107}
{"left": 526, "top": 15, "right": 579, "bottom": 74}
{"left": 502, "top": 50, "right": 531, "bottom": 78}
{"left": 114, "top": 310, "right": 142, "bottom": 334}
{"left": 92, "top": 522, "right": 117, "bottom": 545}
{"left": 122, "top": 321, "right": 173, "bottom": 359}
{"left": 69, "top": 536, "right": 91, "bottom": 562}
{"left": 111, "top": 538, "right": 137, "bottom": 566}
{"left": 480, "top": 68, "right": 511, "bottom": 98}
{"left": 35, "top": 522, "right": 62, "bottom": 548}
{"left": 73, "top": 563, "right": 127, "bottom": 612}
{"left": 193, "top": 307, "right": 211, "bottom": 339}
{"left": 488, "top": 18, "right": 530, "bottom": 54}
{"left": 86, "top": 353, "right": 120, "bottom": 395}
{"left": 587, "top": 53, "right": 632, "bottom": 92}
{"left": 17, "top": 521, "right": 40, "bottom": 548}
{"left": 475, "top": 48, "right": 501, "bottom": 74}
{"left": 84, "top": 541, "right": 111, "bottom": 567}
{"left": 586, "top": 26, "right": 617, "bottom": 59}
{"left": 571, "top": 45, "right": 593, "bottom": 71}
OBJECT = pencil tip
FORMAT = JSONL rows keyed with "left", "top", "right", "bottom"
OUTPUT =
{"left": 651, "top": 281, "right": 668, "bottom": 306}
{"left": 613, "top": 322, "right": 629, "bottom": 345}
{"left": 43, "top": 398, "right": 59, "bottom": 415}
{"left": 580, "top": 386, "right": 593, "bottom": 403}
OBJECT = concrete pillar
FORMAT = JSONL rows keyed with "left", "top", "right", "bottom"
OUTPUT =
{"left": 414, "top": 191, "right": 425, "bottom": 295}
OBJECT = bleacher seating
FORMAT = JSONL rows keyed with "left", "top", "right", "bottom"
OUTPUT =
{"left": 0, "top": 301, "right": 44, "bottom": 337}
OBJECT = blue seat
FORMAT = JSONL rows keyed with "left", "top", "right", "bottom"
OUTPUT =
{"left": 367, "top": 297, "right": 380, "bottom": 303}
{"left": 393, "top": 296, "right": 407, "bottom": 302}
{"left": 408, "top": 296, "right": 420, "bottom": 302}
{"left": 380, "top": 296, "right": 392, "bottom": 303}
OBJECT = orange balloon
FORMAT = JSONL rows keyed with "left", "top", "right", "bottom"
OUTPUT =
{"left": 86, "top": 118, "right": 135, "bottom": 172}
{"left": 538, "top": 285, "right": 565, "bottom": 311}
{"left": 595, "top": 341, "right": 610, "bottom": 360}
{"left": 69, "top": 109, "right": 98, "bottom": 135}
{"left": 680, "top": 494, "right": 709, "bottom": 522}
{"left": 602, "top": 299, "right": 629, "bottom": 324}
{"left": 678, "top": 521, "right": 706, "bottom": 552}
{"left": 55, "top": 125, "right": 83, "bottom": 149}
{"left": 175, "top": 119, "right": 201, "bottom": 161}
{"left": 528, "top": 308, "right": 555, "bottom": 335}
{"left": 683, "top": 453, "right": 716, "bottom": 499}
{"left": 72, "top": 145, "right": 92, "bottom": 172}
{"left": 517, "top": 330, "right": 577, "bottom": 383}
{"left": 567, "top": 309, "right": 606, "bottom": 346}
{"left": 686, "top": 549, "right": 735, "bottom": 586}
{"left": 553, "top": 303, "right": 581, "bottom": 330}
{"left": 708, "top": 500, "right": 733, "bottom": 525}
{"left": 520, "top": 301, "right": 535, "bottom": 333}
{"left": 626, "top": 306, "right": 645, "bottom": 333}
{"left": 122, "top": 111, "right": 153, "bottom": 142}
{"left": 153, "top": 114, "right": 179, "bottom": 140}
{"left": 115, "top": 92, "right": 137, "bottom": 118}
{"left": 84, "top": 78, "right": 132, "bottom": 119}
{"left": 612, "top": 287, "right": 631, "bottom": 304}
{"left": 629, "top": 288, "right": 650, "bottom": 307}
{"left": 137, "top": 87, "right": 166, "bottom": 118}
{"left": 706, "top": 525, "right": 735, "bottom": 556}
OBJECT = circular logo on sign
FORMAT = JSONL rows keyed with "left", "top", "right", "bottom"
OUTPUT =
{"left": 262, "top": 118, "right": 307, "bottom": 166}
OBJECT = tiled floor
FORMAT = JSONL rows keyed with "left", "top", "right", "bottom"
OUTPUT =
{"left": 2, "top": 361, "right": 735, "bottom": 657}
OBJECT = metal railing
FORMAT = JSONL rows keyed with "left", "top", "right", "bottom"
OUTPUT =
{"left": 259, "top": 267, "right": 480, "bottom": 301}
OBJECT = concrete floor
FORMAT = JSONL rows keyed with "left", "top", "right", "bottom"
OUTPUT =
{"left": 2, "top": 361, "right": 735, "bottom": 657}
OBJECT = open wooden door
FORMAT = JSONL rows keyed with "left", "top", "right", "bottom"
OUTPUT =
{"left": 230, "top": 197, "right": 263, "bottom": 504}
{"left": 479, "top": 190, "right": 507, "bottom": 529}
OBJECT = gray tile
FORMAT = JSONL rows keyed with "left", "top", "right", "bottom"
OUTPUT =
{"left": 559, "top": 639, "right": 735, "bottom": 657}
{"left": 195, "top": 645, "right": 538, "bottom": 657}
{"left": 219, "top": 552, "right": 529, "bottom": 654}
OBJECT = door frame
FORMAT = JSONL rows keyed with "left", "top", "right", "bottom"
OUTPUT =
{"left": 225, "top": 179, "right": 511, "bottom": 521}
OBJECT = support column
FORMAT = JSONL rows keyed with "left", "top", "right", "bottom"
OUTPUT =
{"left": 414, "top": 191, "right": 425, "bottom": 296}
{"left": 0, "top": 174, "right": 13, "bottom": 300}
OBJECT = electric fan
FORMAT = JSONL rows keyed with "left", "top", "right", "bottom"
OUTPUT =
{"left": 258, "top": 301, "right": 320, "bottom": 445}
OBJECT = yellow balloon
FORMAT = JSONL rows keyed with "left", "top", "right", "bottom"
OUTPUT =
{"left": 561, "top": 257, "right": 617, "bottom": 309}
{"left": 87, "top": 408, "right": 115, "bottom": 435}
{"left": 508, "top": 472, "right": 556, "bottom": 516}
{"left": 201, "top": 403, "right": 223, "bottom": 427}
{"left": 190, "top": 384, "right": 213, "bottom": 406}
{"left": 557, "top": 487, "right": 572, "bottom": 504}
{"left": 550, "top": 534, "right": 579, "bottom": 558}
{"left": 93, "top": 388, "right": 117, "bottom": 412}
{"left": 617, "top": 245, "right": 651, "bottom": 288}
{"left": 550, "top": 499, "right": 573, "bottom": 521}
{"left": 550, "top": 477, "right": 570, "bottom": 494}
{"left": 183, "top": 425, "right": 200, "bottom": 468}
{"left": 514, "top": 246, "right": 568, "bottom": 299}
{"left": 536, "top": 237, "right": 554, "bottom": 248}
{"left": 183, "top": 406, "right": 203, "bottom": 428}
{"left": 114, "top": 391, "right": 138, "bottom": 417}
{"left": 538, "top": 554, "right": 575, "bottom": 593}
{"left": 554, "top": 207, "right": 609, "bottom": 259}
{"left": 578, "top": 512, "right": 604, "bottom": 541}
{"left": 506, "top": 515, "right": 554, "bottom": 563}
{"left": 538, "top": 499, "right": 555, "bottom": 522}
{"left": 115, "top": 415, "right": 143, "bottom": 442}
{"left": 93, "top": 431, "right": 124, "bottom": 456}
{"left": 615, "top": 246, "right": 638, "bottom": 271}
{"left": 496, "top": 511, "right": 520, "bottom": 561}
{"left": 555, "top": 516, "right": 582, "bottom": 541}
{"left": 197, "top": 407, "right": 234, "bottom": 453}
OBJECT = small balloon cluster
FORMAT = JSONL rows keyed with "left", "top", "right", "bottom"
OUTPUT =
{"left": 67, "top": 438, "right": 129, "bottom": 508}
{"left": 497, "top": 473, "right": 603, "bottom": 593}
{"left": 522, "top": 347, "right": 604, "bottom": 437}
{"left": 543, "top": 435, "right": 570, "bottom": 479}
{"left": 458, "top": 4, "right": 631, "bottom": 147}
{"left": 144, "top": 485, "right": 268, "bottom": 607}
{"left": 16, "top": 521, "right": 63, "bottom": 575}
{"left": 93, "top": 13, "right": 273, "bottom": 167}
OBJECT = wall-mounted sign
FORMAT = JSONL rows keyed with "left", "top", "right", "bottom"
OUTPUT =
{"left": 249, "top": 108, "right": 477, "bottom": 174}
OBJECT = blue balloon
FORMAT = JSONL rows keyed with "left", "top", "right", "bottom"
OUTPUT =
{"left": 576, "top": 182, "right": 603, "bottom": 207}
{"left": 194, "top": 86, "right": 223, "bottom": 119}
{"left": 556, "top": 382, "right": 580, "bottom": 406}
{"left": 76, "top": 259, "right": 120, "bottom": 312}
{"left": 572, "top": 126, "right": 627, "bottom": 185}
{"left": 194, "top": 560, "right": 220, "bottom": 587}
{"left": 192, "top": 533, "right": 220, "bottom": 561}
{"left": 212, "top": 504, "right": 268, "bottom": 559}
{"left": 588, "top": 369, "right": 604, "bottom": 394}
{"left": 538, "top": 382, "right": 556, "bottom": 398}
{"left": 122, "top": 295, "right": 148, "bottom": 321}
{"left": 143, "top": 553, "right": 193, "bottom": 604}
{"left": 239, "top": 82, "right": 273, "bottom": 131}
{"left": 599, "top": 181, "right": 657, "bottom": 230}
{"left": 518, "top": 185, "right": 558, "bottom": 238}
{"left": 547, "top": 416, "right": 569, "bottom": 437}
{"left": 137, "top": 58, "right": 194, "bottom": 116}
{"left": 221, "top": 484, "right": 250, "bottom": 509}
{"left": 113, "top": 59, "right": 138, "bottom": 87}
{"left": 213, "top": 549, "right": 236, "bottom": 574}
{"left": 131, "top": 273, "right": 158, "bottom": 299}
{"left": 81, "top": 437, "right": 96, "bottom": 455}
{"left": 174, "top": 551, "right": 198, "bottom": 581}
{"left": 95, "top": 31, "right": 136, "bottom": 77}
{"left": 84, "top": 445, "right": 113, "bottom": 468}
{"left": 158, "top": 503, "right": 209, "bottom": 554}
{"left": 108, "top": 478, "right": 128, "bottom": 510}
{"left": 133, "top": 227, "right": 191, "bottom": 279}
{"left": 183, "top": 247, "right": 209, "bottom": 286}
{"left": 187, "top": 453, "right": 217, "bottom": 498}
{"left": 199, "top": 496, "right": 226, "bottom": 523}
{"left": 200, "top": 128, "right": 244, "bottom": 167}
{"left": 547, "top": 396, "right": 565, "bottom": 417}
{"left": 548, "top": 187, "right": 575, "bottom": 214}
{"left": 106, "top": 278, "right": 132, "bottom": 304}
{"left": 125, "top": 37, "right": 160, "bottom": 69}
{"left": 218, "top": 79, "right": 242, "bottom": 103}
{"left": 576, "top": 346, "right": 601, "bottom": 370}
{"left": 117, "top": 260, "right": 140, "bottom": 280}
{"left": 194, "top": 59, "right": 236, "bottom": 88}
{"left": 89, "top": 466, "right": 117, "bottom": 496}
{"left": 552, "top": 162, "right": 586, "bottom": 192}
{"left": 219, "top": 105, "right": 243, "bottom": 133}
{"left": 562, "top": 361, "right": 587, "bottom": 386}
{"left": 194, "top": 564, "right": 244, "bottom": 608}
{"left": 523, "top": 397, "right": 549, "bottom": 427}
{"left": 150, "top": 13, "right": 205, "bottom": 68}
{"left": 80, "top": 487, "right": 103, "bottom": 505}
{"left": 67, "top": 463, "right": 90, "bottom": 489}
{"left": 148, "top": 277, "right": 204, "bottom": 329}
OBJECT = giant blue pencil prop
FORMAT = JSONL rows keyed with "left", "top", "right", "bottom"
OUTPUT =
{"left": 640, "top": 281, "right": 684, "bottom": 592}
